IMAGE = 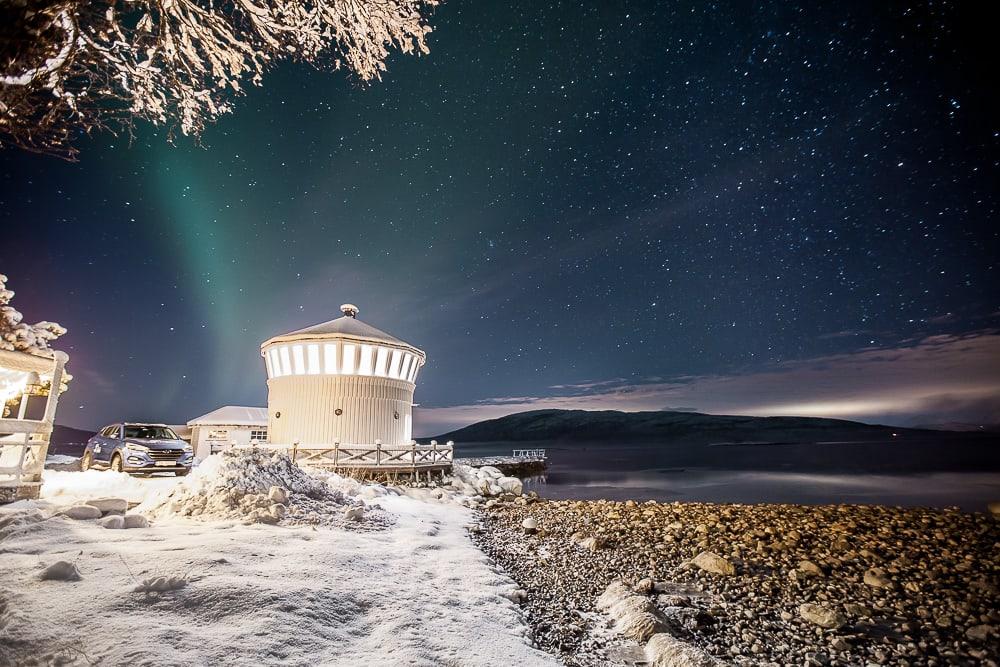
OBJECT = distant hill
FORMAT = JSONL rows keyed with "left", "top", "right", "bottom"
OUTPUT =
{"left": 433, "top": 409, "right": 946, "bottom": 444}
{"left": 47, "top": 425, "right": 94, "bottom": 456}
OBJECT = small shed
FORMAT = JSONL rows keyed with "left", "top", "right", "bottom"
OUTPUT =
{"left": 187, "top": 406, "right": 268, "bottom": 460}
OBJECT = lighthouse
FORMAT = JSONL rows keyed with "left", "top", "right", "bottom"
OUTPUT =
{"left": 260, "top": 304, "right": 426, "bottom": 448}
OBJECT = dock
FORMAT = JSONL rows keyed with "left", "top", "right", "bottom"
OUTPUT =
{"left": 455, "top": 449, "right": 547, "bottom": 477}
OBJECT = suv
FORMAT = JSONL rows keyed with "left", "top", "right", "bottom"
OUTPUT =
{"left": 82, "top": 423, "right": 193, "bottom": 476}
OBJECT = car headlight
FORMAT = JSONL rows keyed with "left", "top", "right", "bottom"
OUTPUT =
{"left": 183, "top": 444, "right": 193, "bottom": 452}
{"left": 128, "top": 443, "right": 150, "bottom": 453}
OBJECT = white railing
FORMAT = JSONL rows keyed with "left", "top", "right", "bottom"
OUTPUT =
{"left": 0, "top": 349, "right": 69, "bottom": 499}
{"left": 251, "top": 441, "right": 454, "bottom": 469}
{"left": 512, "top": 448, "right": 546, "bottom": 460}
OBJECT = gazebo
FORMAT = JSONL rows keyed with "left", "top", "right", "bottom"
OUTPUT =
{"left": 259, "top": 304, "right": 451, "bottom": 477}
{"left": 0, "top": 348, "right": 69, "bottom": 502}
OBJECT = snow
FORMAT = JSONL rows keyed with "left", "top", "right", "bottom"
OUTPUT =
{"left": 40, "top": 468, "right": 178, "bottom": 504}
{"left": 1, "top": 466, "right": 557, "bottom": 666}
{"left": 44, "top": 454, "right": 80, "bottom": 465}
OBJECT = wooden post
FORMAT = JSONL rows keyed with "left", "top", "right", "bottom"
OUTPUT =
{"left": 376, "top": 442, "right": 381, "bottom": 467}
{"left": 334, "top": 443, "right": 339, "bottom": 466}
{"left": 291, "top": 441, "right": 299, "bottom": 462}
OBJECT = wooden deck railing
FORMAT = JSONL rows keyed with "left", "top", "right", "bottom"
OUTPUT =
{"left": 250, "top": 441, "right": 454, "bottom": 470}
{"left": 512, "top": 448, "right": 546, "bottom": 459}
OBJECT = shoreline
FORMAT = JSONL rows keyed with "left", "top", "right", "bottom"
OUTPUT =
{"left": 472, "top": 496, "right": 1000, "bottom": 666}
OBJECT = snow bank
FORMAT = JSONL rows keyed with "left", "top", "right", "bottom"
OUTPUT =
{"left": 40, "top": 468, "right": 169, "bottom": 505}
{"left": 142, "top": 448, "right": 381, "bottom": 528}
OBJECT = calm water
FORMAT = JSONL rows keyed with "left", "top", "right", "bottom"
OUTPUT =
{"left": 455, "top": 438, "right": 1000, "bottom": 510}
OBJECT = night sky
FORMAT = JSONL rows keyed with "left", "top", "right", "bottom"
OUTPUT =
{"left": 1, "top": 1, "right": 997, "bottom": 434}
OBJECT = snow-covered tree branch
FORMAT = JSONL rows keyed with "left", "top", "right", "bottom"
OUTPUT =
{"left": 0, "top": 274, "right": 67, "bottom": 355}
{"left": 0, "top": 0, "right": 438, "bottom": 159}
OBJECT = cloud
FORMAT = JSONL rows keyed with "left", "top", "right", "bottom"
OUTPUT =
{"left": 413, "top": 330, "right": 1000, "bottom": 435}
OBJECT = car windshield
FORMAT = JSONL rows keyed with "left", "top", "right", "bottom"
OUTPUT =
{"left": 123, "top": 426, "right": 178, "bottom": 440}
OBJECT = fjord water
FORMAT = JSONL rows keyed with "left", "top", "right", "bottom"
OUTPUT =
{"left": 455, "top": 437, "right": 1000, "bottom": 510}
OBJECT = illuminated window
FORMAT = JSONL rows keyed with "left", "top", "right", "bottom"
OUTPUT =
{"left": 279, "top": 346, "right": 291, "bottom": 376}
{"left": 404, "top": 413, "right": 412, "bottom": 442}
{"left": 324, "top": 343, "right": 337, "bottom": 374}
{"left": 264, "top": 353, "right": 274, "bottom": 378}
{"left": 399, "top": 353, "right": 413, "bottom": 381}
{"left": 269, "top": 348, "right": 282, "bottom": 377}
{"left": 292, "top": 345, "right": 305, "bottom": 375}
{"left": 306, "top": 344, "right": 320, "bottom": 374}
{"left": 359, "top": 344, "right": 375, "bottom": 375}
{"left": 388, "top": 349, "right": 403, "bottom": 378}
{"left": 374, "top": 346, "right": 390, "bottom": 376}
{"left": 408, "top": 359, "right": 419, "bottom": 383}
{"left": 341, "top": 344, "right": 356, "bottom": 374}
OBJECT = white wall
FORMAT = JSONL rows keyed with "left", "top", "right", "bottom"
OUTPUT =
{"left": 192, "top": 424, "right": 267, "bottom": 460}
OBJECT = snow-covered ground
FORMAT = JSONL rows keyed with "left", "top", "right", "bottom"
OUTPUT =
{"left": 1, "top": 464, "right": 558, "bottom": 666}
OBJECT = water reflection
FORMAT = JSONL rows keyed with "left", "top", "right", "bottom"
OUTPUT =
{"left": 521, "top": 468, "right": 1000, "bottom": 510}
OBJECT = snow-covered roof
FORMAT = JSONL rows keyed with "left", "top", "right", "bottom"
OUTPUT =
{"left": 261, "top": 304, "right": 423, "bottom": 356}
{"left": 188, "top": 406, "right": 268, "bottom": 427}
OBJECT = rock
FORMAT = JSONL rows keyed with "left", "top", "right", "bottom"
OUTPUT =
{"left": 479, "top": 465, "right": 503, "bottom": 478}
{"left": 134, "top": 575, "right": 186, "bottom": 593}
{"left": 60, "top": 505, "right": 101, "bottom": 520}
{"left": 98, "top": 515, "right": 124, "bottom": 529}
{"left": 797, "top": 560, "right": 824, "bottom": 577}
{"left": 39, "top": 561, "right": 81, "bottom": 581}
{"left": 84, "top": 497, "right": 128, "bottom": 514}
{"left": 122, "top": 514, "right": 149, "bottom": 529}
{"left": 863, "top": 568, "right": 892, "bottom": 588}
{"left": 843, "top": 602, "right": 872, "bottom": 618}
{"left": 966, "top": 624, "right": 993, "bottom": 641}
{"left": 799, "top": 603, "right": 847, "bottom": 629}
{"left": 829, "top": 636, "right": 851, "bottom": 652}
{"left": 689, "top": 551, "right": 735, "bottom": 576}
{"left": 987, "top": 501, "right": 1000, "bottom": 515}
{"left": 497, "top": 476, "right": 523, "bottom": 496}
{"left": 617, "top": 609, "right": 667, "bottom": 643}
{"left": 344, "top": 506, "right": 364, "bottom": 521}
{"left": 597, "top": 580, "right": 634, "bottom": 611}
{"left": 645, "top": 633, "right": 723, "bottom": 667}
{"left": 268, "top": 486, "right": 289, "bottom": 504}
{"left": 578, "top": 536, "right": 604, "bottom": 552}
{"left": 521, "top": 517, "right": 538, "bottom": 534}
{"left": 635, "top": 578, "right": 655, "bottom": 594}
{"left": 269, "top": 503, "right": 286, "bottom": 520}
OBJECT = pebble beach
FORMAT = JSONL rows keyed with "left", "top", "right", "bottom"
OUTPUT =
{"left": 472, "top": 497, "right": 1000, "bottom": 666}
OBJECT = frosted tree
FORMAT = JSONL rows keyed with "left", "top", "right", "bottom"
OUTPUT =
{"left": 0, "top": 0, "right": 438, "bottom": 159}
{"left": 0, "top": 274, "right": 67, "bottom": 355}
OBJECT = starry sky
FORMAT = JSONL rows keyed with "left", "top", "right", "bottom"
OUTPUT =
{"left": 1, "top": 1, "right": 998, "bottom": 434}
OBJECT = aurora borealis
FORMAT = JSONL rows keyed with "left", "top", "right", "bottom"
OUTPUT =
{"left": 1, "top": 1, "right": 997, "bottom": 434}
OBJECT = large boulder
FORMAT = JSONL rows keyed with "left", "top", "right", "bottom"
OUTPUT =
{"left": 122, "top": 514, "right": 149, "bottom": 529}
{"left": 98, "top": 515, "right": 124, "bottom": 529}
{"left": 85, "top": 497, "right": 128, "bottom": 514}
{"left": 60, "top": 505, "right": 101, "bottom": 520}
{"left": 689, "top": 551, "right": 735, "bottom": 576}
{"left": 497, "top": 476, "right": 523, "bottom": 495}
{"left": 799, "top": 603, "right": 847, "bottom": 629}
{"left": 645, "top": 632, "right": 722, "bottom": 667}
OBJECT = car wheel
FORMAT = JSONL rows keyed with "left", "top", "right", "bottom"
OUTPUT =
{"left": 80, "top": 451, "right": 93, "bottom": 471}
{"left": 110, "top": 453, "right": 124, "bottom": 473}
{"left": 175, "top": 468, "right": 190, "bottom": 477}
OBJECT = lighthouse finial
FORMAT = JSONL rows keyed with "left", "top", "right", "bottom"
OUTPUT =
{"left": 340, "top": 303, "right": 359, "bottom": 318}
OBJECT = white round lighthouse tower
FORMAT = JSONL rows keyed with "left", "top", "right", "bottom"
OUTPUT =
{"left": 260, "top": 304, "right": 426, "bottom": 447}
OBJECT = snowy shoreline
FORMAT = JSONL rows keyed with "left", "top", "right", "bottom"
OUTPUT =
{"left": 0, "top": 454, "right": 558, "bottom": 666}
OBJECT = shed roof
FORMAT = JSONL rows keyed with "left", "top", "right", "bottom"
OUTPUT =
{"left": 188, "top": 406, "right": 267, "bottom": 426}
